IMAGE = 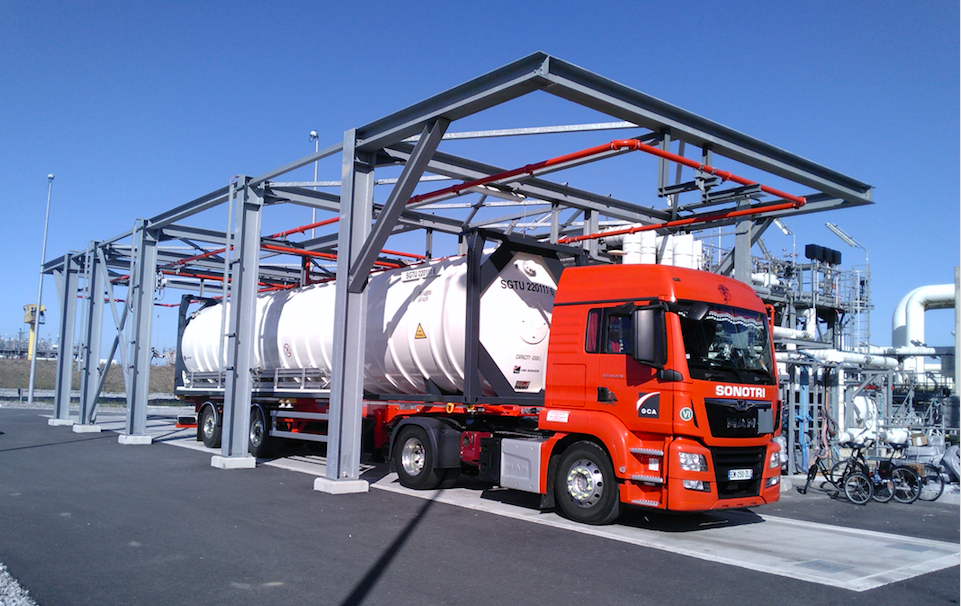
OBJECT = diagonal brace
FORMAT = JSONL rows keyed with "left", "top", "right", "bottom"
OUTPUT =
{"left": 347, "top": 118, "right": 449, "bottom": 293}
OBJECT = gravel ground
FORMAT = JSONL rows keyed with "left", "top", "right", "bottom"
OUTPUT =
{"left": 0, "top": 564, "right": 37, "bottom": 606}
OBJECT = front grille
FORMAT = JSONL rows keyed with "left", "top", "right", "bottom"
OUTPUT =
{"left": 711, "top": 446, "right": 765, "bottom": 499}
{"left": 704, "top": 399, "right": 772, "bottom": 438}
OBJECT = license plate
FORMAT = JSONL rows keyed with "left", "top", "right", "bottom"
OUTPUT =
{"left": 728, "top": 469, "right": 753, "bottom": 481}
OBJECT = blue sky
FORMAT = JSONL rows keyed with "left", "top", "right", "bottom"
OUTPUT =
{"left": 1, "top": 1, "right": 958, "bottom": 353}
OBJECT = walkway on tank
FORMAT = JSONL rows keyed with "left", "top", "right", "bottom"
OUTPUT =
{"left": 1, "top": 406, "right": 957, "bottom": 605}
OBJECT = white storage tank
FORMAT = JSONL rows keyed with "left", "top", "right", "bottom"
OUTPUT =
{"left": 180, "top": 251, "right": 559, "bottom": 396}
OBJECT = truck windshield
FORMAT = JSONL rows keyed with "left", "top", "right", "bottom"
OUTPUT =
{"left": 679, "top": 303, "right": 775, "bottom": 385}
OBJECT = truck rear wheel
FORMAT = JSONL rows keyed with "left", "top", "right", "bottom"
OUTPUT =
{"left": 554, "top": 441, "right": 620, "bottom": 525}
{"left": 394, "top": 425, "right": 444, "bottom": 490}
{"left": 199, "top": 404, "right": 221, "bottom": 449}
{"left": 248, "top": 406, "right": 273, "bottom": 458}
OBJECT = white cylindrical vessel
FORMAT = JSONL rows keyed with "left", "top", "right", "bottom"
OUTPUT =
{"left": 181, "top": 251, "right": 558, "bottom": 396}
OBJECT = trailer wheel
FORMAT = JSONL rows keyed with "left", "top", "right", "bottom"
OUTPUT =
{"left": 554, "top": 441, "right": 620, "bottom": 525}
{"left": 248, "top": 406, "right": 273, "bottom": 458}
{"left": 199, "top": 404, "right": 221, "bottom": 449}
{"left": 394, "top": 426, "right": 443, "bottom": 490}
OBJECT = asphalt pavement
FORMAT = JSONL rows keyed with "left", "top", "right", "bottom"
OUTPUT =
{"left": 0, "top": 406, "right": 957, "bottom": 606}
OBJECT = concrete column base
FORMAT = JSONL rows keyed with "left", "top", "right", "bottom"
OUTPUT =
{"left": 72, "top": 424, "right": 102, "bottom": 434}
{"left": 314, "top": 477, "right": 369, "bottom": 494}
{"left": 211, "top": 455, "right": 256, "bottom": 469}
{"left": 48, "top": 418, "right": 75, "bottom": 427}
{"left": 118, "top": 434, "right": 153, "bottom": 445}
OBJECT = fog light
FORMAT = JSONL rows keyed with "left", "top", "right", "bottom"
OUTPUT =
{"left": 683, "top": 479, "right": 711, "bottom": 492}
{"left": 769, "top": 452, "right": 780, "bottom": 469}
{"left": 765, "top": 476, "right": 780, "bottom": 488}
{"left": 679, "top": 452, "right": 708, "bottom": 472}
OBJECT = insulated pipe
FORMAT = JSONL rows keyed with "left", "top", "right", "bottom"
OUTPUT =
{"left": 892, "top": 284, "right": 955, "bottom": 348}
{"left": 794, "top": 349, "right": 899, "bottom": 369}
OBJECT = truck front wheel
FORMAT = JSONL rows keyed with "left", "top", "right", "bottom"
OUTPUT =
{"left": 199, "top": 404, "right": 221, "bottom": 449}
{"left": 394, "top": 425, "right": 443, "bottom": 490}
{"left": 554, "top": 441, "right": 621, "bottom": 525}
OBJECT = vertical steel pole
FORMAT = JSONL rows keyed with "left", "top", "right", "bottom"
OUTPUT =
{"left": 120, "top": 221, "right": 157, "bottom": 444}
{"left": 214, "top": 177, "right": 262, "bottom": 468}
{"left": 49, "top": 255, "right": 79, "bottom": 425}
{"left": 28, "top": 174, "right": 54, "bottom": 406}
{"left": 317, "top": 128, "right": 372, "bottom": 492}
{"left": 77, "top": 243, "right": 106, "bottom": 428}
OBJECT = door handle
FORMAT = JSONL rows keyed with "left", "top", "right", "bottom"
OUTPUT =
{"left": 597, "top": 387, "right": 618, "bottom": 403}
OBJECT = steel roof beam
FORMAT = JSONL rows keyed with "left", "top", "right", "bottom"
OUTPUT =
{"left": 534, "top": 55, "right": 873, "bottom": 207}
{"left": 354, "top": 53, "right": 552, "bottom": 152}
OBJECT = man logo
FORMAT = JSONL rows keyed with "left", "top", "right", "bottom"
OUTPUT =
{"left": 636, "top": 392, "right": 660, "bottom": 418}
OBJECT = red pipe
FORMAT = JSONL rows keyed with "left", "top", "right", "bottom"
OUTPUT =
{"left": 260, "top": 243, "right": 404, "bottom": 269}
{"left": 408, "top": 138, "right": 806, "bottom": 207}
{"left": 557, "top": 200, "right": 802, "bottom": 244}
{"left": 269, "top": 217, "right": 340, "bottom": 239}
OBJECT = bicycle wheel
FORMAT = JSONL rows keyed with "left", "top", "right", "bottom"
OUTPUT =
{"left": 918, "top": 463, "right": 945, "bottom": 502}
{"left": 830, "top": 459, "right": 868, "bottom": 484}
{"left": 870, "top": 472, "right": 894, "bottom": 503}
{"left": 843, "top": 472, "right": 873, "bottom": 505}
{"left": 891, "top": 466, "right": 921, "bottom": 504}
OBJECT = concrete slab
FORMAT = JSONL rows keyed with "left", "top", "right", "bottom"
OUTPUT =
{"left": 47, "top": 418, "right": 74, "bottom": 427}
{"left": 314, "top": 477, "right": 369, "bottom": 494}
{"left": 71, "top": 424, "right": 102, "bottom": 434}
{"left": 211, "top": 455, "right": 256, "bottom": 469}
{"left": 117, "top": 434, "right": 152, "bottom": 445}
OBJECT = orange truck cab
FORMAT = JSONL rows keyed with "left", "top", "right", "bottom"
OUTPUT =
{"left": 532, "top": 264, "right": 781, "bottom": 524}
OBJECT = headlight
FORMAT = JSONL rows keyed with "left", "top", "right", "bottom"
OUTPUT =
{"left": 765, "top": 476, "right": 780, "bottom": 488}
{"left": 769, "top": 451, "right": 780, "bottom": 469}
{"left": 683, "top": 479, "right": 711, "bottom": 492}
{"left": 678, "top": 452, "right": 708, "bottom": 472}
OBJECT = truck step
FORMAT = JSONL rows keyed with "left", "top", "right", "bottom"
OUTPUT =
{"left": 631, "top": 474, "right": 664, "bottom": 485}
{"left": 630, "top": 447, "right": 664, "bottom": 456}
{"left": 631, "top": 499, "right": 660, "bottom": 507}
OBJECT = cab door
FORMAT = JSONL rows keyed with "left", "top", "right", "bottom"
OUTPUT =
{"left": 590, "top": 308, "right": 674, "bottom": 435}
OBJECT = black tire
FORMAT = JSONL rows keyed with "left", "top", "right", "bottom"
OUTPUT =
{"left": 554, "top": 441, "right": 621, "bottom": 525}
{"left": 199, "top": 404, "right": 221, "bottom": 449}
{"left": 891, "top": 466, "right": 921, "bottom": 504}
{"left": 870, "top": 473, "right": 894, "bottom": 503}
{"left": 918, "top": 463, "right": 945, "bottom": 502}
{"left": 393, "top": 425, "right": 443, "bottom": 490}
{"left": 248, "top": 406, "right": 273, "bottom": 458}
{"left": 843, "top": 472, "right": 872, "bottom": 505}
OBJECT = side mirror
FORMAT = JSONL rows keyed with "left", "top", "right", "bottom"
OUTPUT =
{"left": 632, "top": 307, "right": 667, "bottom": 368}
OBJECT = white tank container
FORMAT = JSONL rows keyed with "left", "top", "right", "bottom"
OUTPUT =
{"left": 180, "top": 251, "right": 558, "bottom": 396}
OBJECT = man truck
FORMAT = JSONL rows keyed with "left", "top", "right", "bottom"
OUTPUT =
{"left": 176, "top": 236, "right": 781, "bottom": 525}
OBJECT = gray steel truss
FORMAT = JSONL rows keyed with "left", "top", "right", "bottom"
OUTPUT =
{"left": 39, "top": 52, "right": 874, "bottom": 491}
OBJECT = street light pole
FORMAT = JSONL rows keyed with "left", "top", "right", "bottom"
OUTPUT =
{"left": 27, "top": 174, "right": 55, "bottom": 405}
{"left": 309, "top": 130, "right": 319, "bottom": 238}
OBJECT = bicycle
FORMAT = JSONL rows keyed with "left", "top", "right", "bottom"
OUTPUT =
{"left": 833, "top": 440, "right": 921, "bottom": 504}
{"left": 826, "top": 441, "right": 892, "bottom": 502}
{"left": 798, "top": 446, "right": 873, "bottom": 505}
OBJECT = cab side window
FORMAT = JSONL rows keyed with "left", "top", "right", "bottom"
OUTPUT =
{"left": 585, "top": 308, "right": 632, "bottom": 354}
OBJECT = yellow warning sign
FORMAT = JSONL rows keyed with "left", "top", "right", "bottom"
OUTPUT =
{"left": 415, "top": 324, "right": 427, "bottom": 339}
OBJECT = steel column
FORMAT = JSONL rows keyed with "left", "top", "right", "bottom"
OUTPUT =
{"left": 121, "top": 221, "right": 157, "bottom": 444}
{"left": 50, "top": 255, "right": 79, "bottom": 425}
{"left": 734, "top": 201, "right": 753, "bottom": 284}
{"left": 319, "top": 129, "right": 373, "bottom": 492}
{"left": 78, "top": 243, "right": 106, "bottom": 427}
{"left": 214, "top": 178, "right": 263, "bottom": 468}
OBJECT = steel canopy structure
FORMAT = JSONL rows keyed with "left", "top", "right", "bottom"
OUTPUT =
{"left": 41, "top": 52, "right": 873, "bottom": 488}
